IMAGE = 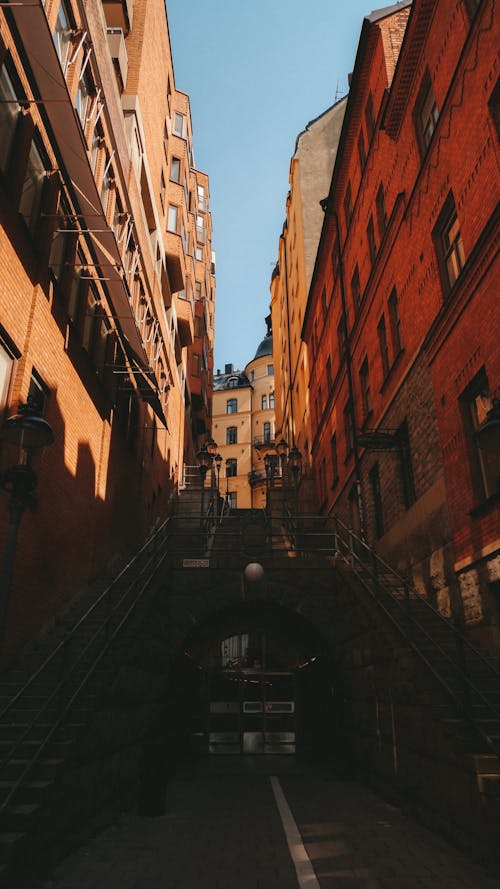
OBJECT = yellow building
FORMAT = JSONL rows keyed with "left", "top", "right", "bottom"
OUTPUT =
{"left": 270, "top": 99, "right": 346, "bottom": 473}
{"left": 212, "top": 322, "right": 276, "bottom": 509}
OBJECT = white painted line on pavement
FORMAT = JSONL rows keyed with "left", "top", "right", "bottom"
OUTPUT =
{"left": 270, "top": 775, "right": 321, "bottom": 889}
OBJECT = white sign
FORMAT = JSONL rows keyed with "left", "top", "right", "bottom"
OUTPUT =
{"left": 182, "top": 558, "right": 210, "bottom": 568}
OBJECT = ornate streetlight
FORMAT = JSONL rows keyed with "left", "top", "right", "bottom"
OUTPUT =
{"left": 214, "top": 452, "right": 222, "bottom": 519}
{"left": 196, "top": 445, "right": 211, "bottom": 528}
{"left": 0, "top": 401, "right": 54, "bottom": 649}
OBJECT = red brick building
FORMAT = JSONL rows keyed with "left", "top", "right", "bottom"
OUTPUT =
{"left": 0, "top": 0, "right": 214, "bottom": 660}
{"left": 303, "top": 0, "right": 499, "bottom": 646}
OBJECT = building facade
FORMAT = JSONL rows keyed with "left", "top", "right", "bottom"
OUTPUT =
{"left": 302, "top": 0, "right": 499, "bottom": 646}
{"left": 270, "top": 97, "right": 346, "bottom": 475}
{"left": 212, "top": 323, "right": 276, "bottom": 510}
{"left": 0, "top": 0, "right": 214, "bottom": 659}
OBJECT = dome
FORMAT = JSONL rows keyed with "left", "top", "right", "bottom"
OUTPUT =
{"left": 254, "top": 333, "right": 273, "bottom": 360}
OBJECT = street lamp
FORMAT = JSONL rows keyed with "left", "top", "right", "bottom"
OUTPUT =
{"left": 0, "top": 402, "right": 54, "bottom": 650}
{"left": 288, "top": 446, "right": 302, "bottom": 524}
{"left": 196, "top": 445, "right": 211, "bottom": 528}
{"left": 214, "top": 452, "right": 222, "bottom": 520}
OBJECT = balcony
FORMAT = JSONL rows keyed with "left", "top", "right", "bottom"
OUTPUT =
{"left": 248, "top": 470, "right": 266, "bottom": 487}
{"left": 107, "top": 28, "right": 128, "bottom": 89}
{"left": 198, "top": 193, "right": 209, "bottom": 213}
{"left": 164, "top": 230, "right": 186, "bottom": 293}
{"left": 175, "top": 293, "right": 194, "bottom": 348}
{"left": 196, "top": 225, "right": 207, "bottom": 245}
{"left": 102, "top": 0, "right": 133, "bottom": 33}
{"left": 253, "top": 434, "right": 275, "bottom": 450}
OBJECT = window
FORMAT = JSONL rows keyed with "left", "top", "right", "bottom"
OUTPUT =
{"left": 326, "top": 356, "right": 333, "bottom": 392}
{"left": 376, "top": 184, "right": 387, "bottom": 240}
{"left": 226, "top": 426, "right": 237, "bottom": 445}
{"left": 226, "top": 458, "right": 237, "bottom": 477}
{"left": 344, "top": 182, "right": 353, "bottom": 228}
{"left": 89, "top": 126, "right": 102, "bottom": 173}
{"left": 343, "top": 400, "right": 354, "bottom": 456}
{"left": 100, "top": 155, "right": 112, "bottom": 214}
{"left": 227, "top": 377, "right": 238, "bottom": 388}
{"left": 53, "top": 1, "right": 72, "bottom": 72}
{"left": 159, "top": 171, "right": 166, "bottom": 211}
{"left": 358, "top": 130, "right": 367, "bottom": 168}
{"left": 19, "top": 139, "right": 47, "bottom": 234}
{"left": 367, "top": 215, "right": 377, "bottom": 267}
{"left": 377, "top": 314, "right": 390, "bottom": 378}
{"left": 330, "top": 433, "right": 338, "bottom": 486}
{"left": 191, "top": 353, "right": 201, "bottom": 377}
{"left": 28, "top": 371, "right": 49, "bottom": 415}
{"left": 397, "top": 419, "right": 416, "bottom": 508}
{"left": 388, "top": 289, "right": 404, "bottom": 356}
{"left": 351, "top": 265, "right": 361, "bottom": 313}
{"left": 365, "top": 92, "right": 375, "bottom": 142}
{"left": 0, "top": 336, "right": 16, "bottom": 419}
{"left": 170, "top": 157, "right": 181, "bottom": 183}
{"left": 75, "top": 71, "right": 92, "bottom": 128}
{"left": 226, "top": 398, "right": 237, "bottom": 414}
{"left": 359, "top": 357, "right": 372, "bottom": 419}
{"left": 461, "top": 370, "right": 500, "bottom": 502}
{"left": 369, "top": 463, "right": 384, "bottom": 538}
{"left": 415, "top": 71, "right": 439, "bottom": 154}
{"left": 167, "top": 204, "right": 178, "bottom": 233}
{"left": 261, "top": 394, "right": 267, "bottom": 410}
{"left": 229, "top": 491, "right": 237, "bottom": 508}
{"left": 488, "top": 76, "right": 500, "bottom": 142}
{"left": 263, "top": 421, "right": 271, "bottom": 442}
{"left": 0, "top": 62, "right": 21, "bottom": 174}
{"left": 433, "top": 193, "right": 465, "bottom": 292}
{"left": 337, "top": 318, "right": 347, "bottom": 361}
{"left": 173, "top": 112, "right": 186, "bottom": 137}
{"left": 321, "top": 286, "right": 328, "bottom": 318}
{"left": 49, "top": 214, "right": 71, "bottom": 283}
{"left": 267, "top": 364, "right": 274, "bottom": 376}
{"left": 195, "top": 246, "right": 203, "bottom": 261}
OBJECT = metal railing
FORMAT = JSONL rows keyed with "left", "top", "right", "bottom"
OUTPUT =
{"left": 0, "top": 518, "right": 171, "bottom": 816}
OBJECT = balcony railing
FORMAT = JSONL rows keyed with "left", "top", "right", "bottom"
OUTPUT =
{"left": 253, "top": 434, "right": 275, "bottom": 448}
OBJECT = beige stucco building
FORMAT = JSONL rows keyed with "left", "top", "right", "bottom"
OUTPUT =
{"left": 270, "top": 98, "right": 346, "bottom": 471}
{"left": 212, "top": 322, "right": 275, "bottom": 509}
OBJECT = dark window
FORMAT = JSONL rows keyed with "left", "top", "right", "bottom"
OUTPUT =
{"left": 0, "top": 335, "right": 16, "bottom": 419}
{"left": 343, "top": 182, "right": 353, "bottom": 228}
{"left": 343, "top": 400, "right": 354, "bottom": 456}
{"left": 358, "top": 130, "right": 367, "bottom": 168}
{"left": 377, "top": 314, "right": 390, "bottom": 378}
{"left": 267, "top": 364, "right": 274, "bottom": 376}
{"left": 365, "top": 92, "right": 376, "bottom": 142}
{"left": 397, "top": 419, "right": 416, "bottom": 508}
{"left": 100, "top": 154, "right": 113, "bottom": 215}
{"left": 351, "top": 265, "right": 361, "bottom": 312}
{"left": 415, "top": 70, "right": 439, "bottom": 155}
{"left": 376, "top": 184, "right": 387, "bottom": 240}
{"left": 226, "top": 398, "right": 237, "bottom": 414}
{"left": 226, "top": 425, "right": 237, "bottom": 445}
{"left": 27, "top": 370, "right": 49, "bottom": 415}
{"left": 167, "top": 204, "right": 178, "bottom": 233}
{"left": 488, "top": 76, "right": 500, "bottom": 141}
{"left": 359, "top": 357, "right": 372, "bottom": 420}
{"left": 19, "top": 139, "right": 47, "bottom": 234}
{"left": 388, "top": 288, "right": 404, "bottom": 356}
{"left": 226, "top": 458, "right": 237, "bottom": 478}
{"left": 369, "top": 463, "right": 384, "bottom": 538}
{"left": 460, "top": 369, "right": 500, "bottom": 501}
{"left": 263, "top": 421, "right": 271, "bottom": 442}
{"left": 367, "top": 215, "right": 377, "bottom": 267}
{"left": 227, "top": 377, "right": 238, "bottom": 388}
{"left": 326, "top": 356, "right": 333, "bottom": 392}
{"left": 53, "top": 1, "right": 73, "bottom": 72}
{"left": 331, "top": 433, "right": 338, "bottom": 486}
{"left": 170, "top": 157, "right": 181, "bottom": 183}
{"left": 261, "top": 394, "right": 267, "bottom": 410}
{"left": 433, "top": 192, "right": 465, "bottom": 293}
{"left": 337, "top": 318, "right": 347, "bottom": 361}
{"left": 0, "top": 61, "right": 21, "bottom": 174}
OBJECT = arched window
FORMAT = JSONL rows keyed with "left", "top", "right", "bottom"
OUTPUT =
{"left": 226, "top": 458, "right": 237, "bottom": 477}
{"left": 226, "top": 398, "right": 237, "bottom": 414}
{"left": 269, "top": 393, "right": 275, "bottom": 409}
{"left": 226, "top": 426, "right": 237, "bottom": 445}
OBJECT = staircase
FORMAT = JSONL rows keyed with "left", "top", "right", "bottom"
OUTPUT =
{"left": 0, "top": 519, "right": 171, "bottom": 885}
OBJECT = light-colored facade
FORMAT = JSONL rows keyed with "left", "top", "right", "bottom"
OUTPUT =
{"left": 270, "top": 98, "right": 346, "bottom": 471}
{"left": 212, "top": 324, "right": 276, "bottom": 510}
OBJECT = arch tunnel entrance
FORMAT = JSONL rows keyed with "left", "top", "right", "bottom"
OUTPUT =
{"left": 165, "top": 601, "right": 345, "bottom": 763}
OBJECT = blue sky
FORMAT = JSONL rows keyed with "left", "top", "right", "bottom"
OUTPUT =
{"left": 167, "top": 0, "right": 376, "bottom": 372}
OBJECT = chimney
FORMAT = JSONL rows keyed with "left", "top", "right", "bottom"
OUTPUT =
{"left": 225, "top": 363, "right": 233, "bottom": 374}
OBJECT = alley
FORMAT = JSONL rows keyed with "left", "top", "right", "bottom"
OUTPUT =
{"left": 44, "top": 759, "right": 499, "bottom": 889}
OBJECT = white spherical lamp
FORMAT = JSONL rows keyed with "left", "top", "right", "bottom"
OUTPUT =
{"left": 244, "top": 562, "right": 264, "bottom": 582}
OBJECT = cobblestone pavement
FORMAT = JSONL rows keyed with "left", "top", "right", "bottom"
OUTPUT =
{"left": 44, "top": 758, "right": 500, "bottom": 889}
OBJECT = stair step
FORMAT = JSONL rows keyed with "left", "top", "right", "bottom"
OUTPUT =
{"left": 0, "top": 802, "right": 41, "bottom": 831}
{"left": 0, "top": 722, "right": 85, "bottom": 742}
{"left": 0, "top": 758, "right": 65, "bottom": 781}
{"left": 0, "top": 831, "right": 25, "bottom": 863}
{"left": 0, "top": 779, "right": 54, "bottom": 805}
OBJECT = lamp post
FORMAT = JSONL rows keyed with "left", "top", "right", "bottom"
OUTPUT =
{"left": 288, "top": 446, "right": 302, "bottom": 547}
{"left": 196, "top": 445, "right": 211, "bottom": 528}
{"left": 0, "top": 402, "right": 54, "bottom": 650}
{"left": 214, "top": 452, "right": 222, "bottom": 520}
{"left": 276, "top": 438, "right": 288, "bottom": 481}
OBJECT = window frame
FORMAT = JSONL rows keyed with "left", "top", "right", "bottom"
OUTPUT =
{"left": 226, "top": 398, "right": 238, "bottom": 414}
{"left": 433, "top": 192, "right": 465, "bottom": 294}
{"left": 414, "top": 69, "right": 439, "bottom": 156}
{"left": 226, "top": 425, "right": 237, "bottom": 445}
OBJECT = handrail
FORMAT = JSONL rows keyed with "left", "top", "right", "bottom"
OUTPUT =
{"left": 0, "top": 518, "right": 171, "bottom": 813}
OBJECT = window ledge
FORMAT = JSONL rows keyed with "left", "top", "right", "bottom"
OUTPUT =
{"left": 468, "top": 492, "right": 500, "bottom": 519}
{"left": 379, "top": 348, "right": 405, "bottom": 395}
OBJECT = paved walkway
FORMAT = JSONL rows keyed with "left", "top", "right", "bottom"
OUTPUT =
{"left": 43, "top": 758, "right": 499, "bottom": 889}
